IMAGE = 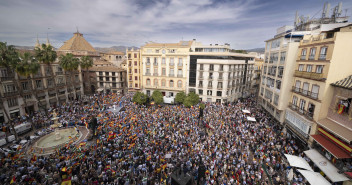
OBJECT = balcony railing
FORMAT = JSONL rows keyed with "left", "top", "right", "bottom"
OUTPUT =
{"left": 207, "top": 85, "right": 213, "bottom": 88}
{"left": 178, "top": 63, "right": 183, "bottom": 67}
{"left": 145, "top": 73, "right": 151, "bottom": 76}
{"left": 289, "top": 103, "right": 314, "bottom": 120}
{"left": 57, "top": 83, "right": 65, "bottom": 87}
{"left": 169, "top": 74, "right": 174, "bottom": 77}
{"left": 294, "top": 70, "right": 326, "bottom": 81}
{"left": 153, "top": 62, "right": 158, "bottom": 66}
{"left": 300, "top": 55, "right": 306, "bottom": 60}
{"left": 177, "top": 74, "right": 183, "bottom": 78}
{"left": 3, "top": 91, "right": 19, "bottom": 97}
{"left": 56, "top": 71, "right": 63, "bottom": 75}
{"left": 146, "top": 62, "right": 150, "bottom": 66}
{"left": 308, "top": 55, "right": 315, "bottom": 60}
{"left": 153, "top": 73, "right": 158, "bottom": 76}
{"left": 318, "top": 54, "right": 326, "bottom": 60}
{"left": 198, "top": 76, "right": 203, "bottom": 80}
{"left": 198, "top": 84, "right": 203, "bottom": 88}
{"left": 170, "top": 63, "right": 174, "bottom": 66}
{"left": 292, "top": 86, "right": 319, "bottom": 100}
{"left": 0, "top": 76, "right": 14, "bottom": 81}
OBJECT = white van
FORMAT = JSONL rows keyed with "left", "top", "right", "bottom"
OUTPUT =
{"left": 7, "top": 135, "right": 15, "bottom": 143}
{"left": 0, "top": 132, "right": 6, "bottom": 140}
{"left": 12, "top": 122, "right": 32, "bottom": 135}
{"left": 0, "top": 139, "right": 6, "bottom": 147}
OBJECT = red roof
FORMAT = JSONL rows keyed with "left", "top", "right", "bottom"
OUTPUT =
{"left": 311, "top": 134, "right": 351, "bottom": 159}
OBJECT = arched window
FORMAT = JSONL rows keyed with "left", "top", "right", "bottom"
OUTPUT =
{"left": 177, "top": 80, "right": 182, "bottom": 88}
{"left": 154, "top": 79, "right": 158, "bottom": 86}
{"left": 161, "top": 79, "right": 166, "bottom": 87}
{"left": 146, "top": 78, "right": 151, "bottom": 85}
{"left": 169, "top": 80, "right": 174, "bottom": 87}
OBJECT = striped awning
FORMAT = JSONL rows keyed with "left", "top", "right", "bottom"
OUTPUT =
{"left": 331, "top": 75, "right": 352, "bottom": 89}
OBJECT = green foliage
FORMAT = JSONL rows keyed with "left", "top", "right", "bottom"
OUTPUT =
{"left": 183, "top": 92, "right": 199, "bottom": 107}
{"left": 80, "top": 56, "right": 93, "bottom": 70}
{"left": 16, "top": 52, "right": 40, "bottom": 77}
{"left": 0, "top": 42, "right": 20, "bottom": 69}
{"left": 35, "top": 44, "right": 57, "bottom": 65}
{"left": 175, "top": 92, "right": 186, "bottom": 104}
{"left": 151, "top": 90, "right": 163, "bottom": 104}
{"left": 59, "top": 53, "right": 80, "bottom": 71}
{"left": 199, "top": 103, "right": 205, "bottom": 109}
{"left": 132, "top": 92, "right": 147, "bottom": 105}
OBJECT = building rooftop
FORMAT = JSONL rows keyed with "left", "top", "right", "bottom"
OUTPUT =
{"left": 93, "top": 60, "right": 112, "bottom": 65}
{"left": 331, "top": 75, "right": 352, "bottom": 90}
{"left": 142, "top": 41, "right": 193, "bottom": 48}
{"left": 58, "top": 32, "right": 96, "bottom": 52}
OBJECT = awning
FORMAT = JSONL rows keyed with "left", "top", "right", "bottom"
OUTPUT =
{"left": 247, "top": 117, "right": 256, "bottom": 122}
{"left": 297, "top": 169, "right": 331, "bottom": 185}
{"left": 304, "top": 149, "right": 349, "bottom": 182}
{"left": 242, "top": 109, "right": 250, "bottom": 114}
{"left": 97, "top": 88, "right": 104, "bottom": 92}
{"left": 317, "top": 118, "right": 352, "bottom": 144}
{"left": 311, "top": 134, "right": 351, "bottom": 159}
{"left": 284, "top": 154, "right": 313, "bottom": 171}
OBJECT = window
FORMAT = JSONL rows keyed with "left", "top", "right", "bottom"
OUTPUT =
{"left": 177, "top": 80, "right": 182, "bottom": 88}
{"left": 162, "top": 49, "right": 165, "bottom": 54}
{"left": 200, "top": 64, "right": 203, "bottom": 70}
{"left": 217, "top": 82, "right": 223, "bottom": 88}
{"left": 128, "top": 54, "right": 131, "bottom": 58}
{"left": 146, "top": 57, "right": 150, "bottom": 65}
{"left": 316, "top": 65, "right": 323, "bottom": 73}
{"left": 112, "top": 72, "right": 116, "bottom": 76}
{"left": 319, "top": 47, "right": 327, "bottom": 60}
{"left": 302, "top": 82, "right": 309, "bottom": 95}
{"left": 199, "top": 81, "right": 203, "bottom": 87}
{"left": 278, "top": 67, "right": 284, "bottom": 78}
{"left": 100, "top": 82, "right": 104, "bottom": 87}
{"left": 36, "top": 80, "right": 43, "bottom": 88}
{"left": 299, "top": 99, "right": 306, "bottom": 113}
{"left": 177, "top": 69, "right": 182, "bottom": 77}
{"left": 153, "top": 58, "right": 158, "bottom": 66}
{"left": 106, "top": 77, "right": 109, "bottom": 81}
{"left": 209, "top": 64, "right": 214, "bottom": 71}
{"left": 306, "top": 65, "right": 312, "bottom": 72}
{"left": 135, "top": 83, "right": 138, "bottom": 88}
{"left": 274, "top": 94, "right": 279, "bottom": 105}
{"left": 129, "top": 76, "right": 132, "bottom": 81}
{"left": 280, "top": 52, "right": 286, "bottom": 64}
{"left": 219, "top": 65, "right": 224, "bottom": 71}
{"left": 298, "top": 64, "right": 304, "bottom": 71}
{"left": 105, "top": 72, "right": 109, "bottom": 76}
{"left": 162, "top": 58, "right": 166, "bottom": 65}
{"left": 156, "top": 50, "right": 159, "bottom": 53}
{"left": 276, "top": 80, "right": 281, "bottom": 90}
{"left": 292, "top": 96, "right": 298, "bottom": 105}
{"left": 209, "top": 72, "right": 213, "bottom": 80}
{"left": 170, "top": 58, "right": 174, "bottom": 66}
{"left": 112, "top": 83, "right": 116, "bottom": 88}
{"left": 311, "top": 85, "right": 319, "bottom": 99}
{"left": 146, "top": 68, "right": 150, "bottom": 75}
{"left": 134, "top": 69, "right": 138, "bottom": 73}
{"left": 263, "top": 66, "right": 267, "bottom": 74}
{"left": 208, "top": 81, "right": 212, "bottom": 88}
{"left": 154, "top": 79, "right": 158, "bottom": 86}
{"left": 170, "top": 68, "right": 174, "bottom": 76}
{"left": 307, "top": 103, "right": 315, "bottom": 118}
{"left": 309, "top": 48, "right": 316, "bottom": 60}
{"left": 112, "top": 77, "right": 116, "bottom": 81}
{"left": 301, "top": 49, "right": 307, "bottom": 60}
{"left": 134, "top": 61, "right": 137, "bottom": 66}
{"left": 207, "top": 90, "right": 212, "bottom": 96}
{"left": 295, "top": 81, "right": 301, "bottom": 92}
{"left": 162, "top": 68, "right": 166, "bottom": 76}
{"left": 199, "top": 89, "right": 203, "bottom": 95}
{"left": 169, "top": 80, "right": 174, "bottom": 87}
{"left": 271, "top": 39, "right": 280, "bottom": 48}
{"left": 129, "top": 61, "right": 131, "bottom": 66}
{"left": 99, "top": 72, "right": 103, "bottom": 76}
{"left": 161, "top": 79, "right": 166, "bottom": 87}
{"left": 8, "top": 98, "right": 18, "bottom": 107}
{"left": 218, "top": 73, "right": 223, "bottom": 80}
{"left": 178, "top": 58, "right": 183, "bottom": 66}
{"left": 134, "top": 53, "right": 137, "bottom": 58}
{"left": 146, "top": 78, "right": 151, "bottom": 85}
{"left": 217, "top": 91, "right": 222, "bottom": 96}
{"left": 135, "top": 76, "right": 138, "bottom": 80}
{"left": 154, "top": 68, "right": 158, "bottom": 75}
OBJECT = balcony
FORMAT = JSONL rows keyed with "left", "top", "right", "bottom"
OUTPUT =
{"left": 33, "top": 73, "right": 42, "bottom": 78}
{"left": 170, "top": 63, "right": 174, "bottom": 66}
{"left": 145, "top": 73, "right": 151, "bottom": 76}
{"left": 218, "top": 77, "right": 223, "bottom": 81}
{"left": 3, "top": 91, "right": 19, "bottom": 97}
{"left": 300, "top": 55, "right": 306, "bottom": 60}
{"left": 289, "top": 103, "right": 314, "bottom": 120}
{"left": 308, "top": 55, "right": 315, "bottom": 60}
{"left": 153, "top": 62, "right": 158, "bottom": 66}
{"left": 318, "top": 54, "right": 326, "bottom": 60}
{"left": 292, "top": 86, "right": 319, "bottom": 100}
{"left": 178, "top": 63, "right": 183, "bottom": 67}
{"left": 56, "top": 71, "right": 63, "bottom": 75}
{"left": 0, "top": 76, "right": 14, "bottom": 81}
{"left": 169, "top": 74, "right": 175, "bottom": 77}
{"left": 198, "top": 76, "right": 203, "bottom": 80}
{"left": 57, "top": 83, "right": 65, "bottom": 87}
{"left": 177, "top": 74, "right": 183, "bottom": 78}
{"left": 294, "top": 70, "right": 326, "bottom": 81}
{"left": 146, "top": 62, "right": 150, "bottom": 66}
{"left": 207, "top": 85, "right": 213, "bottom": 88}
{"left": 217, "top": 86, "right": 223, "bottom": 90}
{"left": 198, "top": 84, "right": 203, "bottom": 88}
{"left": 153, "top": 73, "right": 158, "bottom": 76}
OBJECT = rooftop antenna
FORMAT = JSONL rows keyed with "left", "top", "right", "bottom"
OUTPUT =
{"left": 337, "top": 2, "right": 342, "bottom": 16}
{"left": 322, "top": 2, "right": 327, "bottom": 18}
{"left": 76, "top": 26, "right": 79, "bottom": 33}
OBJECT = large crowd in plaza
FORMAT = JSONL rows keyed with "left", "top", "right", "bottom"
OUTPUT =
{"left": 0, "top": 93, "right": 311, "bottom": 185}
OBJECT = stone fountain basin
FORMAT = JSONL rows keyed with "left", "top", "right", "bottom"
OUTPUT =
{"left": 34, "top": 127, "right": 79, "bottom": 151}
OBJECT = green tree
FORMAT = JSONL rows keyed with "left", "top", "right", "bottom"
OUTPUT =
{"left": 59, "top": 53, "right": 80, "bottom": 99}
{"left": 80, "top": 56, "right": 93, "bottom": 93}
{"left": 0, "top": 42, "right": 20, "bottom": 140}
{"left": 132, "top": 92, "right": 147, "bottom": 105}
{"left": 175, "top": 92, "right": 186, "bottom": 104}
{"left": 35, "top": 44, "right": 58, "bottom": 109}
{"left": 151, "top": 90, "right": 163, "bottom": 105}
{"left": 15, "top": 52, "right": 40, "bottom": 116}
{"left": 199, "top": 103, "right": 205, "bottom": 109}
{"left": 183, "top": 92, "right": 200, "bottom": 107}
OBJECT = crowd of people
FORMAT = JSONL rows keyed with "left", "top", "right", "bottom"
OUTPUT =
{"left": 0, "top": 93, "right": 311, "bottom": 185}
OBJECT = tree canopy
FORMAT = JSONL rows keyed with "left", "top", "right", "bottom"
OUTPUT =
{"left": 175, "top": 92, "right": 186, "bottom": 104}
{"left": 132, "top": 92, "right": 147, "bottom": 105}
{"left": 34, "top": 44, "right": 57, "bottom": 65}
{"left": 151, "top": 90, "right": 163, "bottom": 104}
{"left": 183, "top": 92, "right": 199, "bottom": 107}
{"left": 59, "top": 53, "right": 80, "bottom": 71}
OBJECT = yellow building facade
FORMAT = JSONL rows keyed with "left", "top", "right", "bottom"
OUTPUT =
{"left": 126, "top": 48, "right": 142, "bottom": 91}
{"left": 140, "top": 41, "right": 192, "bottom": 97}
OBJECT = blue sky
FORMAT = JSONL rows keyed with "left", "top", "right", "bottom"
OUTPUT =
{"left": 0, "top": 0, "right": 351, "bottom": 50}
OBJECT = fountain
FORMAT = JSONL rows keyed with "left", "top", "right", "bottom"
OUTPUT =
{"left": 51, "top": 110, "right": 62, "bottom": 128}
{"left": 55, "top": 129, "right": 62, "bottom": 140}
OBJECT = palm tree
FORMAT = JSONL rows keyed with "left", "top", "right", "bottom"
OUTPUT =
{"left": 35, "top": 44, "right": 58, "bottom": 108}
{"left": 80, "top": 56, "right": 93, "bottom": 94}
{"left": 0, "top": 42, "right": 20, "bottom": 140}
{"left": 59, "top": 53, "right": 80, "bottom": 99}
{"left": 15, "top": 52, "right": 40, "bottom": 116}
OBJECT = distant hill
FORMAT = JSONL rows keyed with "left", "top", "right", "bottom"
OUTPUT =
{"left": 14, "top": 46, "right": 36, "bottom": 50}
{"left": 246, "top": 48, "right": 265, "bottom": 53}
{"left": 95, "top": 46, "right": 139, "bottom": 53}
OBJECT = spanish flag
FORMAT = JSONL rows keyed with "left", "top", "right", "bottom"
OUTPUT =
{"left": 147, "top": 155, "right": 151, "bottom": 161}
{"left": 31, "top": 155, "right": 37, "bottom": 163}
{"left": 10, "top": 176, "right": 15, "bottom": 184}
{"left": 338, "top": 104, "right": 345, "bottom": 114}
{"left": 61, "top": 167, "right": 67, "bottom": 172}
{"left": 162, "top": 163, "right": 167, "bottom": 170}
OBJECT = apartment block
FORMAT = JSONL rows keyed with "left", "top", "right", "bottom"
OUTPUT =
{"left": 126, "top": 48, "right": 142, "bottom": 91}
